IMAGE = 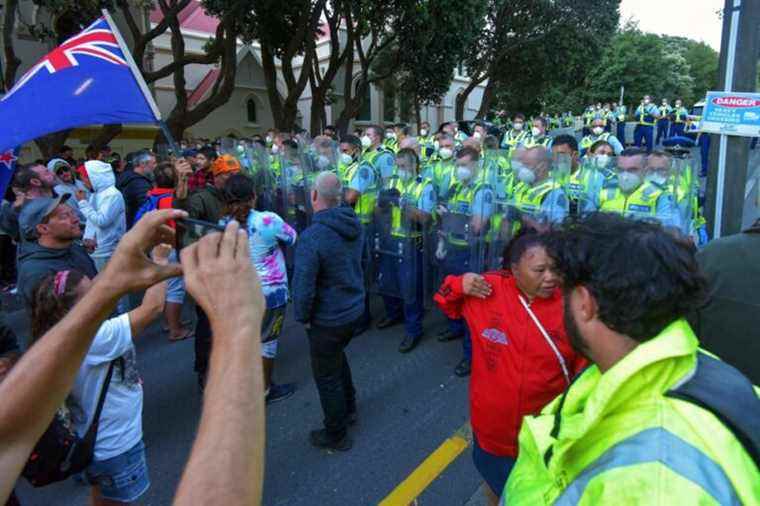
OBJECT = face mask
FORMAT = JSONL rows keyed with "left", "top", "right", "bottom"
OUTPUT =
{"left": 438, "top": 147, "right": 453, "bottom": 160}
{"left": 340, "top": 153, "right": 354, "bottom": 165}
{"left": 265, "top": 136, "right": 273, "bottom": 144}
{"left": 456, "top": 166, "right": 472, "bottom": 181}
{"left": 618, "top": 171, "right": 642, "bottom": 192}
{"left": 397, "top": 169, "right": 411, "bottom": 180}
{"left": 473, "top": 131, "right": 482, "bottom": 140}
{"left": 271, "top": 145, "right": 280, "bottom": 154}
{"left": 531, "top": 127, "right": 542, "bottom": 137}
{"left": 385, "top": 132, "right": 396, "bottom": 140}
{"left": 316, "top": 155, "right": 330, "bottom": 170}
{"left": 676, "top": 103, "right": 682, "bottom": 108}
{"left": 361, "top": 135, "right": 372, "bottom": 148}
{"left": 643, "top": 99, "right": 651, "bottom": 105}
{"left": 433, "top": 140, "right": 440, "bottom": 151}
{"left": 595, "top": 154, "right": 611, "bottom": 167}
{"left": 513, "top": 122, "right": 524, "bottom": 131}
{"left": 420, "top": 129, "right": 428, "bottom": 137}
{"left": 592, "top": 126, "right": 604, "bottom": 135}
{"left": 517, "top": 167, "right": 536, "bottom": 185}
{"left": 646, "top": 173, "right": 668, "bottom": 186}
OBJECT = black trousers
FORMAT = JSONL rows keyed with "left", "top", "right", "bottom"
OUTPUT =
{"left": 194, "top": 305, "right": 212, "bottom": 377}
{"left": 307, "top": 317, "right": 361, "bottom": 438}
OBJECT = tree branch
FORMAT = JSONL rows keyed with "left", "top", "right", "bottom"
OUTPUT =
{"left": 2, "top": 0, "right": 22, "bottom": 91}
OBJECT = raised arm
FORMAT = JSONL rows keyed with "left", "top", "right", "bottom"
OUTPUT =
{"left": 0, "top": 209, "right": 186, "bottom": 503}
{"left": 174, "top": 221, "right": 266, "bottom": 505}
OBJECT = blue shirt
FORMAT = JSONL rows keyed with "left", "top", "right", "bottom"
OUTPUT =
{"left": 348, "top": 163, "right": 376, "bottom": 193}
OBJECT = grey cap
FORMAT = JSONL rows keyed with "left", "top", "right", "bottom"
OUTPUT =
{"left": 18, "top": 194, "right": 71, "bottom": 241}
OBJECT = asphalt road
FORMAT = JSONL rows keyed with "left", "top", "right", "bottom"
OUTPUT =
{"left": 6, "top": 296, "right": 483, "bottom": 505}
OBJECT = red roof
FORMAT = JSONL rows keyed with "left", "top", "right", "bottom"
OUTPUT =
{"left": 150, "top": 0, "right": 219, "bottom": 34}
{"left": 187, "top": 68, "right": 220, "bottom": 107}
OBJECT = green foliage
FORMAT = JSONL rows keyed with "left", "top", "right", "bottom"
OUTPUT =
{"left": 587, "top": 27, "right": 719, "bottom": 107}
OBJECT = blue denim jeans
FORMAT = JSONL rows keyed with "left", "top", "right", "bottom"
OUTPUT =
{"left": 441, "top": 246, "right": 472, "bottom": 360}
{"left": 379, "top": 244, "right": 425, "bottom": 338}
{"left": 85, "top": 440, "right": 150, "bottom": 503}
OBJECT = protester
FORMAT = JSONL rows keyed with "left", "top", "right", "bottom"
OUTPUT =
{"left": 47, "top": 158, "right": 89, "bottom": 200}
{"left": 0, "top": 211, "right": 266, "bottom": 506}
{"left": 221, "top": 174, "right": 297, "bottom": 403}
{"left": 690, "top": 215, "right": 760, "bottom": 384}
{"left": 145, "top": 161, "right": 193, "bottom": 341}
{"left": 293, "top": 171, "right": 365, "bottom": 451}
{"left": 16, "top": 195, "right": 97, "bottom": 308}
{"left": 174, "top": 154, "right": 240, "bottom": 388}
{"left": 435, "top": 229, "right": 586, "bottom": 505}
{"left": 29, "top": 246, "right": 169, "bottom": 505}
{"left": 504, "top": 213, "right": 760, "bottom": 504}
{"left": 188, "top": 147, "right": 217, "bottom": 192}
{"left": 75, "top": 160, "right": 126, "bottom": 273}
{"left": 117, "top": 150, "right": 156, "bottom": 229}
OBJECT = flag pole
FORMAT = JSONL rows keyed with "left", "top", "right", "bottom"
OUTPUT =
{"left": 100, "top": 9, "right": 181, "bottom": 156}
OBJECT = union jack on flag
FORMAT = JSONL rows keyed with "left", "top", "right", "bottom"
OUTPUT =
{"left": 0, "top": 148, "right": 20, "bottom": 200}
{"left": 0, "top": 13, "right": 161, "bottom": 154}
{"left": 3, "top": 18, "right": 128, "bottom": 102}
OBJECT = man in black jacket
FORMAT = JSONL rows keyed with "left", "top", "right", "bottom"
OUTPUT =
{"left": 117, "top": 150, "right": 155, "bottom": 229}
{"left": 293, "top": 171, "right": 366, "bottom": 452}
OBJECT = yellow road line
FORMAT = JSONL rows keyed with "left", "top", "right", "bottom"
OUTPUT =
{"left": 379, "top": 422, "right": 472, "bottom": 506}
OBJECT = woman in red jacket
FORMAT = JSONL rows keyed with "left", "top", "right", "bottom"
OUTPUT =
{"left": 434, "top": 229, "right": 586, "bottom": 505}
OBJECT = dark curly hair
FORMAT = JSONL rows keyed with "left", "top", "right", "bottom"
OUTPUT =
{"left": 545, "top": 213, "right": 706, "bottom": 343}
{"left": 222, "top": 174, "right": 256, "bottom": 224}
{"left": 501, "top": 226, "right": 544, "bottom": 270}
{"left": 30, "top": 270, "right": 87, "bottom": 342}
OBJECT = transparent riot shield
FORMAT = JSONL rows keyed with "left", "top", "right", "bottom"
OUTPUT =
{"left": 310, "top": 136, "right": 340, "bottom": 175}
{"left": 669, "top": 155, "right": 700, "bottom": 238}
{"left": 371, "top": 174, "right": 433, "bottom": 307}
{"left": 568, "top": 156, "right": 611, "bottom": 216}
{"left": 247, "top": 143, "right": 276, "bottom": 211}
{"left": 511, "top": 154, "right": 570, "bottom": 229}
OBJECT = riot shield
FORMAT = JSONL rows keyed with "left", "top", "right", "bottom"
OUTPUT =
{"left": 668, "top": 156, "right": 700, "bottom": 239}
{"left": 511, "top": 156, "right": 569, "bottom": 229}
{"left": 371, "top": 175, "right": 433, "bottom": 307}
{"left": 567, "top": 156, "right": 612, "bottom": 216}
{"left": 247, "top": 143, "right": 276, "bottom": 211}
{"left": 310, "top": 136, "right": 340, "bottom": 175}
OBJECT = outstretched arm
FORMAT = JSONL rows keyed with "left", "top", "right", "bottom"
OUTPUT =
{"left": 175, "top": 221, "right": 266, "bottom": 506}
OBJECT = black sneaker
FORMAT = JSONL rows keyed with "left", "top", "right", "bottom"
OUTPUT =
{"left": 454, "top": 358, "right": 471, "bottom": 377}
{"left": 266, "top": 383, "right": 296, "bottom": 404}
{"left": 376, "top": 316, "right": 402, "bottom": 330}
{"left": 309, "top": 429, "right": 352, "bottom": 451}
{"left": 437, "top": 329, "right": 463, "bottom": 342}
{"left": 398, "top": 335, "right": 421, "bottom": 353}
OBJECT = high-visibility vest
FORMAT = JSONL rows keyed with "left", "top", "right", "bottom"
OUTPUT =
{"left": 636, "top": 105, "right": 657, "bottom": 126}
{"left": 386, "top": 176, "right": 431, "bottom": 238}
{"left": 599, "top": 181, "right": 662, "bottom": 217}
{"left": 504, "top": 319, "right": 760, "bottom": 505}
{"left": 346, "top": 157, "right": 380, "bottom": 225}
{"left": 502, "top": 129, "right": 528, "bottom": 149}
{"left": 513, "top": 179, "right": 557, "bottom": 216}
{"left": 444, "top": 181, "right": 488, "bottom": 247}
{"left": 521, "top": 135, "right": 551, "bottom": 149}
{"left": 673, "top": 106, "right": 688, "bottom": 123}
{"left": 580, "top": 132, "right": 610, "bottom": 152}
{"left": 383, "top": 137, "right": 399, "bottom": 153}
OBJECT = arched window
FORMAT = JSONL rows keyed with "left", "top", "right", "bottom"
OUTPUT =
{"left": 246, "top": 98, "right": 257, "bottom": 124}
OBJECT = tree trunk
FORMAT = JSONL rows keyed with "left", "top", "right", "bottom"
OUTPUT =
{"left": 90, "top": 124, "right": 124, "bottom": 151}
{"left": 34, "top": 130, "right": 71, "bottom": 159}
{"left": 2, "top": 0, "right": 21, "bottom": 91}
{"left": 414, "top": 98, "right": 421, "bottom": 132}
{"left": 476, "top": 80, "right": 496, "bottom": 119}
{"left": 310, "top": 92, "right": 325, "bottom": 137}
{"left": 455, "top": 75, "right": 485, "bottom": 121}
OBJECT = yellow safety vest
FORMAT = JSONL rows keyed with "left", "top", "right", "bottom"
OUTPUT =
{"left": 514, "top": 179, "right": 557, "bottom": 216}
{"left": 504, "top": 320, "right": 760, "bottom": 505}
{"left": 599, "top": 181, "right": 663, "bottom": 218}
{"left": 636, "top": 105, "right": 657, "bottom": 126}
{"left": 345, "top": 159, "right": 379, "bottom": 225}
{"left": 386, "top": 176, "right": 430, "bottom": 238}
{"left": 502, "top": 130, "right": 528, "bottom": 149}
{"left": 521, "top": 136, "right": 551, "bottom": 149}
{"left": 444, "top": 182, "right": 487, "bottom": 247}
{"left": 383, "top": 137, "right": 399, "bottom": 153}
{"left": 580, "top": 132, "right": 610, "bottom": 152}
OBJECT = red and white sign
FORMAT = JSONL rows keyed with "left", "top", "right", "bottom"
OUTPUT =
{"left": 711, "top": 96, "right": 760, "bottom": 108}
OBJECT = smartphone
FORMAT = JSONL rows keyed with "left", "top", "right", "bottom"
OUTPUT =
{"left": 178, "top": 217, "right": 226, "bottom": 236}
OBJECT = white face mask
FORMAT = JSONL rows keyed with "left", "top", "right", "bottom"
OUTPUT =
{"left": 361, "top": 135, "right": 372, "bottom": 148}
{"left": 646, "top": 173, "right": 668, "bottom": 186}
{"left": 676, "top": 103, "right": 682, "bottom": 108}
{"left": 456, "top": 165, "right": 472, "bottom": 181}
{"left": 420, "top": 129, "right": 429, "bottom": 137}
{"left": 385, "top": 132, "right": 396, "bottom": 140}
{"left": 265, "top": 136, "right": 273, "bottom": 144}
{"left": 592, "top": 126, "right": 604, "bottom": 136}
{"left": 643, "top": 99, "right": 651, "bottom": 105}
{"left": 595, "top": 154, "right": 611, "bottom": 167}
{"left": 618, "top": 171, "right": 642, "bottom": 192}
{"left": 316, "top": 155, "right": 330, "bottom": 169}
{"left": 517, "top": 167, "right": 536, "bottom": 185}
{"left": 531, "top": 127, "right": 542, "bottom": 137}
{"left": 339, "top": 153, "right": 354, "bottom": 165}
{"left": 433, "top": 140, "right": 440, "bottom": 150}
{"left": 271, "top": 145, "right": 280, "bottom": 154}
{"left": 438, "top": 147, "right": 453, "bottom": 160}
{"left": 473, "top": 131, "right": 482, "bottom": 140}
{"left": 513, "top": 122, "right": 524, "bottom": 131}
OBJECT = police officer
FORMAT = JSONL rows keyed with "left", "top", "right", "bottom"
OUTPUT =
{"left": 633, "top": 96, "right": 659, "bottom": 152}
{"left": 435, "top": 146, "right": 494, "bottom": 377}
{"left": 612, "top": 102, "right": 627, "bottom": 146}
{"left": 656, "top": 98, "right": 672, "bottom": 145}
{"left": 418, "top": 121, "right": 436, "bottom": 161}
{"left": 374, "top": 149, "right": 436, "bottom": 353}
{"left": 669, "top": 99, "right": 689, "bottom": 138}
{"left": 512, "top": 146, "right": 569, "bottom": 227}
{"left": 501, "top": 113, "right": 529, "bottom": 151}
{"left": 580, "top": 117, "right": 624, "bottom": 156}
{"left": 384, "top": 125, "right": 400, "bottom": 153}
{"left": 521, "top": 117, "right": 552, "bottom": 149}
{"left": 599, "top": 147, "right": 682, "bottom": 230}
{"left": 422, "top": 133, "right": 457, "bottom": 201}
{"left": 552, "top": 135, "right": 603, "bottom": 216}
{"left": 471, "top": 123, "right": 488, "bottom": 144}
{"left": 337, "top": 135, "right": 362, "bottom": 188}
{"left": 361, "top": 125, "right": 396, "bottom": 184}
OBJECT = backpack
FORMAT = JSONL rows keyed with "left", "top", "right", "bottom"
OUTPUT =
{"left": 134, "top": 193, "right": 170, "bottom": 223}
{"left": 22, "top": 361, "right": 116, "bottom": 487}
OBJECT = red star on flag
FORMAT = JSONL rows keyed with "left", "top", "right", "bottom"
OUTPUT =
{"left": 0, "top": 150, "right": 17, "bottom": 170}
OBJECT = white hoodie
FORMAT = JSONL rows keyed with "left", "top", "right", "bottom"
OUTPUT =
{"left": 79, "top": 160, "right": 126, "bottom": 258}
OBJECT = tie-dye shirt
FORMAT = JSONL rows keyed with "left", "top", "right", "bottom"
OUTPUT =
{"left": 220, "top": 210, "right": 297, "bottom": 309}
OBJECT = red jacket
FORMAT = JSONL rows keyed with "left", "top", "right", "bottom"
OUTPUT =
{"left": 434, "top": 271, "right": 586, "bottom": 457}
{"left": 147, "top": 188, "right": 175, "bottom": 229}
